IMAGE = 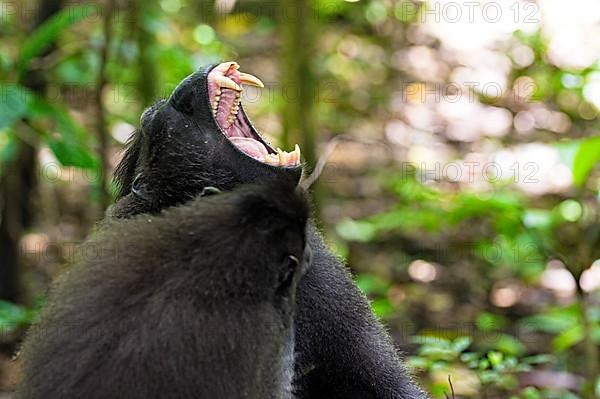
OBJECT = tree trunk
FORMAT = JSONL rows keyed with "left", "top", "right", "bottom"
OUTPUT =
{"left": 0, "top": 145, "right": 36, "bottom": 301}
{"left": 278, "top": 0, "right": 317, "bottom": 167}
{"left": 94, "top": 0, "right": 114, "bottom": 212}
{"left": 0, "top": 0, "right": 63, "bottom": 301}
{"left": 136, "top": 0, "right": 158, "bottom": 106}
{"left": 278, "top": 0, "right": 323, "bottom": 212}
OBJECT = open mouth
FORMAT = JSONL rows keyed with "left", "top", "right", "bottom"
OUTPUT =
{"left": 207, "top": 62, "right": 301, "bottom": 167}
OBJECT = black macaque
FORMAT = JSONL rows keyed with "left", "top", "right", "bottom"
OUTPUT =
{"left": 109, "top": 62, "right": 429, "bottom": 399}
{"left": 15, "top": 182, "right": 310, "bottom": 399}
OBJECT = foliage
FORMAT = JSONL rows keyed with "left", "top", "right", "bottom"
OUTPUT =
{"left": 1, "top": 0, "right": 600, "bottom": 397}
{"left": 0, "top": 300, "right": 39, "bottom": 333}
{"left": 0, "top": 6, "right": 97, "bottom": 169}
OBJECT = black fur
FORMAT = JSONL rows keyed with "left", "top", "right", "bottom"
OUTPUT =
{"left": 109, "top": 65, "right": 429, "bottom": 399}
{"left": 16, "top": 183, "right": 310, "bottom": 399}
{"left": 111, "top": 67, "right": 303, "bottom": 217}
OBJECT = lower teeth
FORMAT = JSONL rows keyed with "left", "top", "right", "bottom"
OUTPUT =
{"left": 262, "top": 144, "right": 301, "bottom": 166}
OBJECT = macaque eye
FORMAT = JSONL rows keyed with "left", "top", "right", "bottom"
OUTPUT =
{"left": 200, "top": 186, "right": 221, "bottom": 197}
{"left": 277, "top": 255, "right": 299, "bottom": 292}
{"left": 285, "top": 254, "right": 299, "bottom": 269}
{"left": 131, "top": 174, "right": 151, "bottom": 201}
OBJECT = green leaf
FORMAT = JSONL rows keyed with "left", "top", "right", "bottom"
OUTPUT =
{"left": 335, "top": 218, "right": 376, "bottom": 242}
{"left": 476, "top": 312, "right": 508, "bottom": 331}
{"left": 29, "top": 97, "right": 97, "bottom": 169}
{"left": 419, "top": 345, "right": 456, "bottom": 362}
{"left": 487, "top": 351, "right": 504, "bottom": 367}
{"left": 460, "top": 352, "right": 479, "bottom": 363}
{"left": 47, "top": 139, "right": 97, "bottom": 169}
{"left": 17, "top": 5, "right": 88, "bottom": 73}
{"left": 0, "top": 300, "right": 33, "bottom": 327}
{"left": 452, "top": 336, "right": 472, "bottom": 353}
{"left": 313, "top": 0, "right": 349, "bottom": 22}
{"left": 371, "top": 298, "right": 394, "bottom": 318}
{"left": 0, "top": 128, "right": 19, "bottom": 162}
{"left": 521, "top": 354, "right": 554, "bottom": 365}
{"left": 406, "top": 356, "right": 430, "bottom": 370}
{"left": 521, "top": 305, "right": 581, "bottom": 334}
{"left": 495, "top": 334, "right": 526, "bottom": 356}
{"left": 0, "top": 83, "right": 32, "bottom": 129}
{"left": 413, "top": 335, "right": 451, "bottom": 346}
{"left": 0, "top": 50, "right": 11, "bottom": 73}
{"left": 572, "top": 135, "right": 600, "bottom": 187}
{"left": 356, "top": 273, "right": 390, "bottom": 296}
{"left": 518, "top": 386, "right": 542, "bottom": 399}
{"left": 552, "top": 324, "right": 583, "bottom": 351}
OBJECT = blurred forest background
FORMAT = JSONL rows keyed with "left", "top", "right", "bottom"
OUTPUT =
{"left": 1, "top": 0, "right": 600, "bottom": 397}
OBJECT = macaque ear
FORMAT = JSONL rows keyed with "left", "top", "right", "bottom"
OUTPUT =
{"left": 276, "top": 255, "right": 300, "bottom": 294}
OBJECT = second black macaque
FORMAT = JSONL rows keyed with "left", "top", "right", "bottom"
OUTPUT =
{"left": 16, "top": 182, "right": 310, "bottom": 399}
{"left": 110, "top": 62, "right": 429, "bottom": 398}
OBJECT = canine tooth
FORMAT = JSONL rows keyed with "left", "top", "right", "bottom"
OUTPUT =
{"left": 283, "top": 144, "right": 300, "bottom": 166}
{"left": 238, "top": 72, "right": 265, "bottom": 88}
{"left": 215, "top": 75, "right": 242, "bottom": 91}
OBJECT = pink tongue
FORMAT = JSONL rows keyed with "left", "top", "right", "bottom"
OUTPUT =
{"left": 229, "top": 137, "right": 269, "bottom": 159}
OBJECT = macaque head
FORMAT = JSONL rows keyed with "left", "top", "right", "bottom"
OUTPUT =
{"left": 213, "top": 182, "right": 312, "bottom": 304}
{"left": 113, "top": 62, "right": 303, "bottom": 215}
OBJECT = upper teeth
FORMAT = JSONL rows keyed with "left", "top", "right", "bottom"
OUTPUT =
{"left": 238, "top": 72, "right": 265, "bottom": 88}
{"left": 209, "top": 62, "right": 293, "bottom": 166}
{"left": 209, "top": 63, "right": 264, "bottom": 120}
{"left": 212, "top": 61, "right": 265, "bottom": 90}
{"left": 214, "top": 75, "right": 242, "bottom": 92}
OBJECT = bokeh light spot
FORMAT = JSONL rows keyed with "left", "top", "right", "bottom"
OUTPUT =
{"left": 193, "top": 24, "right": 216, "bottom": 45}
{"left": 559, "top": 200, "right": 583, "bottom": 222}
